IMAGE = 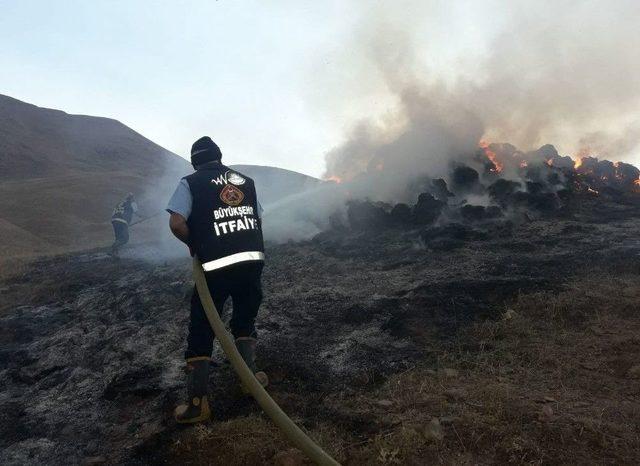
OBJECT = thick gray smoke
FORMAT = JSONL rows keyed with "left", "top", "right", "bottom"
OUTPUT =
{"left": 144, "top": 1, "right": 640, "bottom": 245}
{"left": 324, "top": 86, "right": 484, "bottom": 202}
{"left": 323, "top": 0, "right": 640, "bottom": 188}
{"left": 263, "top": 0, "right": 640, "bottom": 242}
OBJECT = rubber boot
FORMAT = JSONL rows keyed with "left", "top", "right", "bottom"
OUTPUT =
{"left": 235, "top": 337, "right": 269, "bottom": 391}
{"left": 174, "top": 357, "right": 211, "bottom": 424}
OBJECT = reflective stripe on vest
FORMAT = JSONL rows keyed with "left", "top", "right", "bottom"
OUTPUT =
{"left": 112, "top": 218, "right": 129, "bottom": 225}
{"left": 202, "top": 251, "right": 265, "bottom": 272}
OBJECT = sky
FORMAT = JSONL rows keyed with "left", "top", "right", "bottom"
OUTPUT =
{"left": 1, "top": 1, "right": 638, "bottom": 177}
{"left": 0, "top": 1, "right": 363, "bottom": 177}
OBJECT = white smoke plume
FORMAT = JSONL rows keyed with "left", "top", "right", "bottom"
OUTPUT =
{"left": 262, "top": 0, "right": 640, "bottom": 242}
{"left": 322, "top": 0, "right": 640, "bottom": 189}
{"left": 147, "top": 1, "right": 640, "bottom": 244}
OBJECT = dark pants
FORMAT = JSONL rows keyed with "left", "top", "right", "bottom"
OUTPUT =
{"left": 185, "top": 261, "right": 264, "bottom": 360}
{"left": 111, "top": 221, "right": 129, "bottom": 253}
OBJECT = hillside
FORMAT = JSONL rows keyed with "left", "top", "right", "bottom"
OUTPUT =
{"left": 0, "top": 95, "right": 319, "bottom": 258}
{"left": 0, "top": 94, "right": 189, "bottom": 256}
{"left": 0, "top": 95, "right": 190, "bottom": 181}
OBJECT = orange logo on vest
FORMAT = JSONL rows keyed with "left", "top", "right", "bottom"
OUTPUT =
{"left": 220, "top": 184, "right": 245, "bottom": 206}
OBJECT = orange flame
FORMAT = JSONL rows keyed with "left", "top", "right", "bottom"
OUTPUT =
{"left": 325, "top": 175, "right": 343, "bottom": 184}
{"left": 479, "top": 139, "right": 503, "bottom": 172}
{"left": 573, "top": 147, "right": 594, "bottom": 169}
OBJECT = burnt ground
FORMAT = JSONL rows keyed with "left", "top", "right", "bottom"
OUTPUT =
{"left": 1, "top": 193, "right": 639, "bottom": 465}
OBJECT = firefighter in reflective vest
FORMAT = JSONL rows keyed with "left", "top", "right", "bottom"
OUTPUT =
{"left": 110, "top": 193, "right": 139, "bottom": 256}
{"left": 167, "top": 136, "right": 267, "bottom": 423}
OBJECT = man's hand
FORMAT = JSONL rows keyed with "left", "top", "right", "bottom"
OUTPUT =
{"left": 169, "top": 212, "right": 190, "bottom": 246}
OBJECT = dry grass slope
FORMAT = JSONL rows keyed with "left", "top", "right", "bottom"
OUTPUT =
{"left": 0, "top": 94, "right": 190, "bottom": 258}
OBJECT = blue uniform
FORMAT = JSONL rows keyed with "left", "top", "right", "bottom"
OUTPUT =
{"left": 167, "top": 163, "right": 265, "bottom": 359}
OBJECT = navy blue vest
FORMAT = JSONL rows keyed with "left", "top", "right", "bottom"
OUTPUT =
{"left": 184, "top": 163, "right": 264, "bottom": 271}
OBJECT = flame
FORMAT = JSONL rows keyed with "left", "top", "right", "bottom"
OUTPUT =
{"left": 611, "top": 161, "right": 627, "bottom": 181}
{"left": 325, "top": 175, "right": 343, "bottom": 184}
{"left": 573, "top": 146, "right": 595, "bottom": 170}
{"left": 479, "top": 139, "right": 503, "bottom": 172}
{"left": 574, "top": 157, "right": 583, "bottom": 169}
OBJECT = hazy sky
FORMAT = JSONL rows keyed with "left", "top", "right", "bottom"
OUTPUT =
{"left": 1, "top": 1, "right": 638, "bottom": 177}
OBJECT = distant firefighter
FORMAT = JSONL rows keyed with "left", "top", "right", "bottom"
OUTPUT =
{"left": 110, "top": 192, "right": 139, "bottom": 256}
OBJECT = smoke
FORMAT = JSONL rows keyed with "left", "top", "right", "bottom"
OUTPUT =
{"left": 325, "top": 85, "right": 484, "bottom": 202}
{"left": 255, "top": 0, "right": 639, "bottom": 242}
{"left": 261, "top": 183, "right": 347, "bottom": 241}
{"left": 322, "top": 0, "right": 640, "bottom": 189}
{"left": 141, "top": 1, "right": 640, "bottom": 245}
{"left": 129, "top": 151, "right": 191, "bottom": 260}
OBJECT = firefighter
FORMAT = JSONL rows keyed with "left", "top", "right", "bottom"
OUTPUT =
{"left": 167, "top": 136, "right": 267, "bottom": 424}
{"left": 110, "top": 193, "right": 139, "bottom": 256}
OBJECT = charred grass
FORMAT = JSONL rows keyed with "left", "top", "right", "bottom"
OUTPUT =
{"left": 0, "top": 250, "right": 124, "bottom": 314}
{"left": 167, "top": 274, "right": 640, "bottom": 465}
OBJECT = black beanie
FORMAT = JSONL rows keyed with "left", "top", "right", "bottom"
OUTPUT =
{"left": 191, "top": 136, "right": 222, "bottom": 168}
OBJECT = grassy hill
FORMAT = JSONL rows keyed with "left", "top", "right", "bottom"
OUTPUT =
{"left": 0, "top": 95, "right": 320, "bottom": 258}
{"left": 0, "top": 94, "right": 188, "bottom": 257}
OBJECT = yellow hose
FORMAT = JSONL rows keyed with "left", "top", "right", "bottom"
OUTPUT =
{"left": 193, "top": 258, "right": 341, "bottom": 466}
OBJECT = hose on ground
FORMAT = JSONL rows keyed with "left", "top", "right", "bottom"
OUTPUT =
{"left": 193, "top": 258, "right": 341, "bottom": 466}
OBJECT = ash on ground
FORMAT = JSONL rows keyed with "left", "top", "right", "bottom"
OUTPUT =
{"left": 1, "top": 187, "right": 639, "bottom": 465}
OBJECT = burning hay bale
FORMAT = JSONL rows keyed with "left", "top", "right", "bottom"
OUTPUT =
{"left": 571, "top": 156, "right": 640, "bottom": 193}
{"left": 521, "top": 164, "right": 558, "bottom": 186}
{"left": 512, "top": 191, "right": 560, "bottom": 213}
{"left": 526, "top": 144, "right": 559, "bottom": 165}
{"left": 431, "top": 178, "right": 455, "bottom": 202}
{"left": 332, "top": 140, "right": 639, "bottom": 241}
{"left": 346, "top": 193, "right": 445, "bottom": 230}
{"left": 548, "top": 154, "right": 576, "bottom": 170}
{"left": 412, "top": 193, "right": 445, "bottom": 225}
{"left": 451, "top": 165, "right": 483, "bottom": 194}
{"left": 614, "top": 162, "right": 640, "bottom": 189}
{"left": 488, "top": 179, "right": 522, "bottom": 206}
{"left": 346, "top": 200, "right": 393, "bottom": 230}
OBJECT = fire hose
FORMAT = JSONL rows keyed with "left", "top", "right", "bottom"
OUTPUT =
{"left": 128, "top": 211, "right": 163, "bottom": 227}
{"left": 193, "top": 258, "right": 340, "bottom": 466}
